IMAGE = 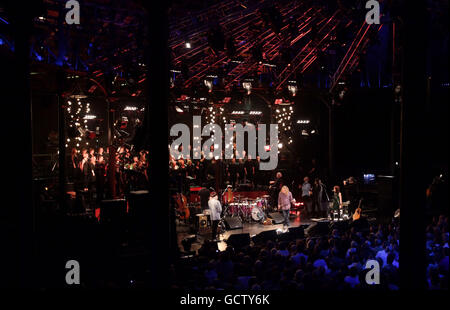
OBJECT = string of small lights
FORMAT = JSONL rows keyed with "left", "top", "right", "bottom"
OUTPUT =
{"left": 65, "top": 98, "right": 93, "bottom": 149}
{"left": 204, "top": 106, "right": 226, "bottom": 125}
{"left": 274, "top": 105, "right": 294, "bottom": 146}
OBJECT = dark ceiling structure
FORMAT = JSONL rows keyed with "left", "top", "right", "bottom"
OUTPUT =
{"left": 168, "top": 0, "right": 386, "bottom": 99}
{"left": 0, "top": 0, "right": 391, "bottom": 101}
{"left": 1, "top": 0, "right": 148, "bottom": 99}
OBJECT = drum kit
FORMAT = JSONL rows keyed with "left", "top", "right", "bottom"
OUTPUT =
{"left": 186, "top": 187, "right": 273, "bottom": 236}
{"left": 225, "top": 194, "right": 271, "bottom": 223}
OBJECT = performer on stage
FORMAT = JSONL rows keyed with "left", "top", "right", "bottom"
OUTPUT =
{"left": 95, "top": 155, "right": 106, "bottom": 202}
{"left": 223, "top": 185, "right": 234, "bottom": 205}
{"left": 208, "top": 191, "right": 222, "bottom": 241}
{"left": 301, "top": 176, "right": 313, "bottom": 218}
{"left": 331, "top": 185, "right": 343, "bottom": 221}
{"left": 313, "top": 178, "right": 330, "bottom": 218}
{"left": 198, "top": 187, "right": 211, "bottom": 211}
{"left": 278, "top": 185, "right": 296, "bottom": 230}
{"left": 244, "top": 155, "right": 255, "bottom": 186}
{"left": 69, "top": 148, "right": 79, "bottom": 182}
{"left": 343, "top": 176, "right": 359, "bottom": 215}
{"left": 79, "top": 151, "right": 90, "bottom": 190}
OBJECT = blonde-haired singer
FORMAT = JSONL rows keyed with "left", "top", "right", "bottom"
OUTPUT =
{"left": 278, "top": 185, "right": 296, "bottom": 230}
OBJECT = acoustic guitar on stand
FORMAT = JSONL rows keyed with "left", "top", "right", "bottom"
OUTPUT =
{"left": 352, "top": 198, "right": 363, "bottom": 221}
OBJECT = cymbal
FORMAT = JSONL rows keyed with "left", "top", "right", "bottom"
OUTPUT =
{"left": 261, "top": 195, "right": 270, "bottom": 198}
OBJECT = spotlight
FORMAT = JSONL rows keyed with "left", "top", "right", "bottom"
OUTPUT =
{"left": 124, "top": 106, "right": 138, "bottom": 111}
{"left": 83, "top": 114, "right": 96, "bottom": 120}
{"left": 185, "top": 42, "right": 191, "bottom": 49}
{"left": 249, "top": 111, "right": 262, "bottom": 115}
{"left": 278, "top": 143, "right": 283, "bottom": 149}
{"left": 288, "top": 81, "right": 298, "bottom": 97}
{"left": 288, "top": 85, "right": 297, "bottom": 96}
{"left": 242, "top": 81, "right": 252, "bottom": 95}
{"left": 204, "top": 79, "right": 213, "bottom": 92}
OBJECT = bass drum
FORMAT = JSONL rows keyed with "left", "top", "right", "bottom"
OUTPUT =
{"left": 251, "top": 206, "right": 265, "bottom": 222}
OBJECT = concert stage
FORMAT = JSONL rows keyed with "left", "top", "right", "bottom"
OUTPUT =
{"left": 177, "top": 213, "right": 316, "bottom": 253}
{"left": 176, "top": 206, "right": 375, "bottom": 255}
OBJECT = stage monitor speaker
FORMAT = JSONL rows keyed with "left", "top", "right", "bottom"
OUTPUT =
{"left": 330, "top": 220, "right": 350, "bottom": 232}
{"left": 100, "top": 199, "right": 127, "bottom": 223}
{"left": 268, "top": 212, "right": 284, "bottom": 224}
{"left": 252, "top": 229, "right": 277, "bottom": 244}
{"left": 350, "top": 217, "right": 370, "bottom": 232}
{"left": 224, "top": 216, "right": 243, "bottom": 230}
{"left": 305, "top": 220, "right": 330, "bottom": 237}
{"left": 181, "top": 235, "right": 197, "bottom": 252}
{"left": 127, "top": 190, "right": 151, "bottom": 230}
{"left": 289, "top": 225, "right": 307, "bottom": 239}
{"left": 277, "top": 231, "right": 292, "bottom": 242}
{"left": 226, "top": 233, "right": 250, "bottom": 249}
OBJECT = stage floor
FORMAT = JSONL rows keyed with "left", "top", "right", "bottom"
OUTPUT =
{"left": 176, "top": 213, "right": 316, "bottom": 253}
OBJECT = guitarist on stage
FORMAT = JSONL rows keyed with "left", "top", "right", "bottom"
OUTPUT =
{"left": 331, "top": 185, "right": 343, "bottom": 221}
